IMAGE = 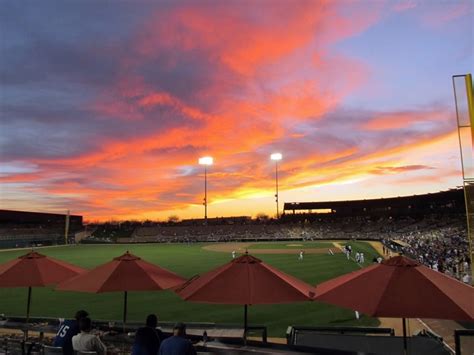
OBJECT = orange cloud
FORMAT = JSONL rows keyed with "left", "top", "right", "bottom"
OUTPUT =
{"left": 5, "top": 1, "right": 461, "bottom": 222}
{"left": 362, "top": 109, "right": 450, "bottom": 131}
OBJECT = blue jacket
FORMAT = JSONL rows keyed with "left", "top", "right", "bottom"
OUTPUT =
{"left": 158, "top": 336, "right": 196, "bottom": 355}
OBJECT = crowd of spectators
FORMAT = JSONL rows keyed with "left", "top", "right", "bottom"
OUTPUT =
{"left": 51, "top": 309, "right": 195, "bottom": 355}
{"left": 80, "top": 212, "right": 467, "bottom": 244}
{"left": 380, "top": 215, "right": 470, "bottom": 281}
{"left": 126, "top": 224, "right": 301, "bottom": 243}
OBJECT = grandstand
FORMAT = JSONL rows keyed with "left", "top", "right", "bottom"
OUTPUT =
{"left": 80, "top": 189, "right": 465, "bottom": 242}
{"left": 128, "top": 224, "right": 298, "bottom": 243}
{"left": 86, "top": 221, "right": 138, "bottom": 243}
{"left": 0, "top": 210, "right": 83, "bottom": 248}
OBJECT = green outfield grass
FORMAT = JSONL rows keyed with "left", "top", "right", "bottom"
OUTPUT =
{"left": 0, "top": 241, "right": 380, "bottom": 337}
{"left": 248, "top": 241, "right": 334, "bottom": 249}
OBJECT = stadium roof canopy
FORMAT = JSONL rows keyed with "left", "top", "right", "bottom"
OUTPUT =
{"left": 283, "top": 189, "right": 464, "bottom": 213}
{"left": 0, "top": 209, "right": 83, "bottom": 224}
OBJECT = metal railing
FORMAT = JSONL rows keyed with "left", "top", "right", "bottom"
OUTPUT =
{"left": 454, "top": 329, "right": 474, "bottom": 355}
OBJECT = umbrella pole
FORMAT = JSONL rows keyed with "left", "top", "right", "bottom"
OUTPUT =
{"left": 123, "top": 291, "right": 128, "bottom": 334}
{"left": 26, "top": 287, "right": 32, "bottom": 323}
{"left": 402, "top": 317, "right": 408, "bottom": 355}
{"left": 243, "top": 304, "right": 248, "bottom": 345}
{"left": 25, "top": 286, "right": 32, "bottom": 339}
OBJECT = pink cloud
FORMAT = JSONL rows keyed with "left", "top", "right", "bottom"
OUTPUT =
{"left": 421, "top": 1, "right": 472, "bottom": 27}
{"left": 392, "top": 0, "right": 418, "bottom": 12}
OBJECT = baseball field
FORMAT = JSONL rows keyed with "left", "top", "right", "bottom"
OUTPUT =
{"left": 0, "top": 241, "right": 381, "bottom": 337}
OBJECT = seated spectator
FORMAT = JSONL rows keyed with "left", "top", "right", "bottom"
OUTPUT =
{"left": 53, "top": 309, "right": 89, "bottom": 355}
{"left": 159, "top": 323, "right": 196, "bottom": 355}
{"left": 132, "top": 314, "right": 163, "bottom": 355}
{"left": 72, "top": 317, "right": 107, "bottom": 355}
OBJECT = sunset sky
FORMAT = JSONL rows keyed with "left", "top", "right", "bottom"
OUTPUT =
{"left": 1, "top": 0, "right": 473, "bottom": 221}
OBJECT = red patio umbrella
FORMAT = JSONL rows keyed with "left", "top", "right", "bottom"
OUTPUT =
{"left": 175, "top": 253, "right": 316, "bottom": 339}
{"left": 56, "top": 251, "right": 185, "bottom": 329}
{"left": 0, "top": 251, "right": 85, "bottom": 324}
{"left": 315, "top": 255, "right": 474, "bottom": 353}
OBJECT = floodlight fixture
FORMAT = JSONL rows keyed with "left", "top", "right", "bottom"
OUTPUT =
{"left": 270, "top": 153, "right": 282, "bottom": 161}
{"left": 199, "top": 156, "right": 214, "bottom": 166}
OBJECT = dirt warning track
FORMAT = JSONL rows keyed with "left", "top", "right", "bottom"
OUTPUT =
{"left": 202, "top": 242, "right": 342, "bottom": 255}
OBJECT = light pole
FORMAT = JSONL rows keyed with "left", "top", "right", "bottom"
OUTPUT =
{"left": 270, "top": 153, "right": 282, "bottom": 219}
{"left": 198, "top": 156, "right": 213, "bottom": 224}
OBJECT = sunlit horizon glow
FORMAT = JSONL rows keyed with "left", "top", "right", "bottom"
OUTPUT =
{"left": 0, "top": 1, "right": 473, "bottom": 221}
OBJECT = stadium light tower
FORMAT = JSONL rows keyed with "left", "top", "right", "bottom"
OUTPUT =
{"left": 270, "top": 153, "right": 282, "bottom": 219}
{"left": 453, "top": 73, "right": 474, "bottom": 280}
{"left": 199, "top": 156, "right": 213, "bottom": 224}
